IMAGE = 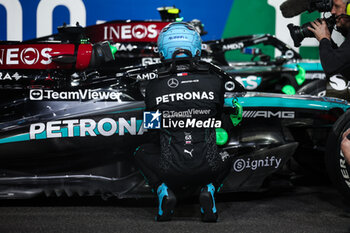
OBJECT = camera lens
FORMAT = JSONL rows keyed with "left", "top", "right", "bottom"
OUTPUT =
{"left": 287, "top": 22, "right": 315, "bottom": 47}
{"left": 288, "top": 16, "right": 335, "bottom": 47}
{"left": 287, "top": 24, "right": 305, "bottom": 47}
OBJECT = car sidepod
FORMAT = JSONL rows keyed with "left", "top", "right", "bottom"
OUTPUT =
{"left": 218, "top": 92, "right": 349, "bottom": 193}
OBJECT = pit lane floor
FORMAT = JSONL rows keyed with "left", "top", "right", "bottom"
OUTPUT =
{"left": 0, "top": 176, "right": 350, "bottom": 233}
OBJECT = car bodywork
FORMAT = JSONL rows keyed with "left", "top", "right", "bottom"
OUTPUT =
{"left": 19, "top": 17, "right": 327, "bottom": 96}
{"left": 0, "top": 13, "right": 347, "bottom": 200}
{"left": 0, "top": 67, "right": 348, "bottom": 199}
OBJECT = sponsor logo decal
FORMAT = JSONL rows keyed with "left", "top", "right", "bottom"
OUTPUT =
{"left": 0, "top": 72, "right": 26, "bottom": 81}
{"left": 167, "top": 78, "right": 179, "bottom": 88}
{"left": 136, "top": 72, "right": 158, "bottom": 80}
{"left": 30, "top": 89, "right": 43, "bottom": 100}
{"left": 142, "top": 57, "right": 161, "bottom": 66}
{"left": 29, "top": 117, "right": 145, "bottom": 140}
{"left": 184, "top": 149, "right": 194, "bottom": 157}
{"left": 243, "top": 111, "right": 295, "bottom": 119}
{"left": 162, "top": 109, "right": 211, "bottom": 118}
{"left": 143, "top": 110, "right": 161, "bottom": 129}
{"left": 168, "top": 35, "right": 188, "bottom": 40}
{"left": 177, "top": 73, "right": 188, "bottom": 77}
{"left": 29, "top": 89, "right": 122, "bottom": 101}
{"left": 233, "top": 156, "right": 282, "bottom": 172}
{"left": 156, "top": 91, "right": 214, "bottom": 105}
{"left": 104, "top": 24, "right": 158, "bottom": 40}
{"left": 115, "top": 43, "right": 135, "bottom": 51}
{"left": 180, "top": 79, "right": 199, "bottom": 84}
{"left": 329, "top": 75, "right": 349, "bottom": 91}
{"left": 185, "top": 132, "right": 192, "bottom": 145}
{"left": 305, "top": 73, "right": 326, "bottom": 80}
{"left": 235, "top": 76, "right": 262, "bottom": 90}
{"left": 20, "top": 47, "right": 40, "bottom": 65}
{"left": 222, "top": 42, "right": 244, "bottom": 50}
{"left": 0, "top": 47, "right": 52, "bottom": 65}
{"left": 220, "top": 151, "right": 230, "bottom": 162}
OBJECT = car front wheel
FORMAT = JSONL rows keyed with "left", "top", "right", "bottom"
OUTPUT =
{"left": 325, "top": 110, "right": 350, "bottom": 200}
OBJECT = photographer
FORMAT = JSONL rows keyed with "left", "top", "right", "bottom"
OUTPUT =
{"left": 282, "top": 0, "right": 350, "bottom": 165}
{"left": 306, "top": 0, "right": 350, "bottom": 165}
{"left": 307, "top": 0, "right": 350, "bottom": 78}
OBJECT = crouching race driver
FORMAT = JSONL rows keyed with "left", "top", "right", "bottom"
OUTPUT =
{"left": 133, "top": 22, "right": 232, "bottom": 222}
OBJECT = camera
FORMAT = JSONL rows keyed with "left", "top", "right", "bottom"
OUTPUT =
{"left": 286, "top": 0, "right": 334, "bottom": 47}
{"left": 287, "top": 16, "right": 336, "bottom": 47}
{"left": 308, "top": 0, "right": 332, "bottom": 13}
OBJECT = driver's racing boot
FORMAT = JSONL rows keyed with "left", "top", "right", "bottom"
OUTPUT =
{"left": 199, "top": 183, "right": 218, "bottom": 222}
{"left": 155, "top": 183, "right": 176, "bottom": 221}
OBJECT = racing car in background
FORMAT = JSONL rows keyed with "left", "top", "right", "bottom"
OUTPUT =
{"left": 17, "top": 6, "right": 329, "bottom": 97}
{"left": 1, "top": 7, "right": 350, "bottom": 201}
{"left": 82, "top": 7, "right": 330, "bottom": 96}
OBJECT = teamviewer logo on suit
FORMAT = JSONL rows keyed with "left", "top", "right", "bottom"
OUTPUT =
{"left": 143, "top": 110, "right": 161, "bottom": 129}
{"left": 29, "top": 89, "right": 43, "bottom": 100}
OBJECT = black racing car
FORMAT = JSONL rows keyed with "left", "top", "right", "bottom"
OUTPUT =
{"left": 1, "top": 9, "right": 350, "bottom": 200}
{"left": 18, "top": 7, "right": 328, "bottom": 97}
{"left": 0, "top": 34, "right": 350, "bottom": 200}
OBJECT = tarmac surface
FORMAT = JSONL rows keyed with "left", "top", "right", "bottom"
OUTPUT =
{"left": 0, "top": 176, "right": 350, "bottom": 233}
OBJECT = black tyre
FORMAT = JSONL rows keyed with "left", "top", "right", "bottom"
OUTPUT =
{"left": 325, "top": 110, "right": 350, "bottom": 199}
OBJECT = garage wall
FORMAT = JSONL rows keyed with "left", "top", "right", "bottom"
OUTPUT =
{"left": 0, "top": 0, "right": 336, "bottom": 60}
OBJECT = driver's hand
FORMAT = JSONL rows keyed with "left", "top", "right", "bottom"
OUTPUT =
{"left": 307, "top": 20, "right": 331, "bottom": 42}
{"left": 341, "top": 128, "right": 350, "bottom": 165}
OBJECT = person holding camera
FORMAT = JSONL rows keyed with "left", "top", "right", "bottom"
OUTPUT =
{"left": 307, "top": 0, "right": 350, "bottom": 164}
{"left": 307, "top": 0, "right": 350, "bottom": 78}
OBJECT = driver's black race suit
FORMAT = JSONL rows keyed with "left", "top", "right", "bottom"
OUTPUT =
{"left": 134, "top": 61, "right": 232, "bottom": 191}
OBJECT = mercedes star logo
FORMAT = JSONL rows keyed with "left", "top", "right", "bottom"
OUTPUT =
{"left": 167, "top": 78, "right": 179, "bottom": 88}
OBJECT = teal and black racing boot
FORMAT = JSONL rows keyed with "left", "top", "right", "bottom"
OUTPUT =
{"left": 199, "top": 183, "right": 218, "bottom": 222}
{"left": 156, "top": 183, "right": 176, "bottom": 221}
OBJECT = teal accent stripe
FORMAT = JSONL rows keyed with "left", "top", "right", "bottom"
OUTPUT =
{"left": 0, "top": 120, "right": 144, "bottom": 145}
{"left": 282, "top": 62, "right": 324, "bottom": 71}
{"left": 0, "top": 107, "right": 146, "bottom": 144}
{"left": 3, "top": 97, "right": 348, "bottom": 145}
{"left": 225, "top": 97, "right": 350, "bottom": 111}
{"left": 0, "top": 133, "right": 30, "bottom": 144}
